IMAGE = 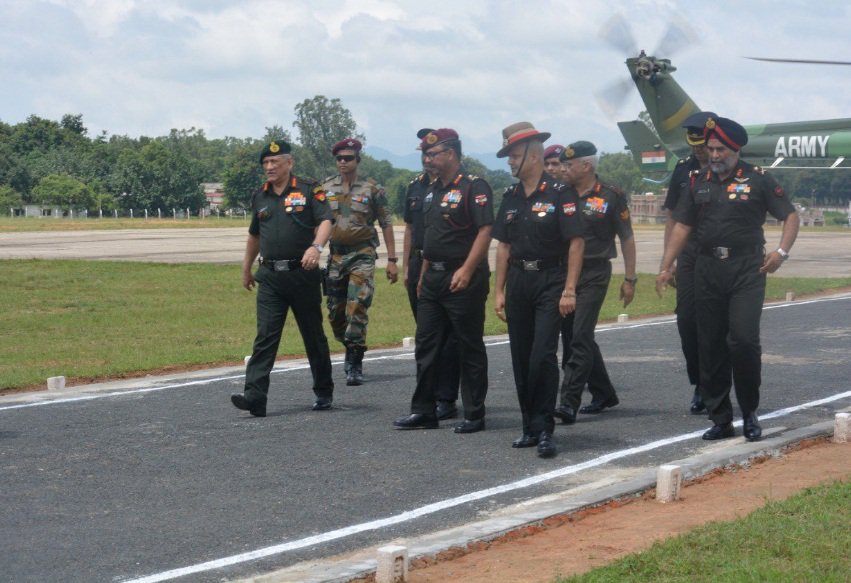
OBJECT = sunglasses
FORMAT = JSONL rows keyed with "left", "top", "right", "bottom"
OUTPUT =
{"left": 423, "top": 148, "right": 449, "bottom": 160}
{"left": 335, "top": 155, "right": 357, "bottom": 162}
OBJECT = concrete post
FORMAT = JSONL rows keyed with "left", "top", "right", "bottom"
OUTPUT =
{"left": 47, "top": 376, "right": 66, "bottom": 390}
{"left": 376, "top": 545, "right": 408, "bottom": 583}
{"left": 656, "top": 464, "right": 682, "bottom": 503}
{"left": 834, "top": 412, "right": 850, "bottom": 444}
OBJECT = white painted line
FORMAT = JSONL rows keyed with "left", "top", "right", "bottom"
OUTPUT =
{"left": 123, "top": 389, "right": 851, "bottom": 583}
{"left": 2, "top": 294, "right": 847, "bottom": 413}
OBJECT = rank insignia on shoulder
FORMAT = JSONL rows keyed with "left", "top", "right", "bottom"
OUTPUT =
{"left": 677, "top": 158, "right": 687, "bottom": 166}
{"left": 753, "top": 165, "right": 765, "bottom": 174}
{"left": 466, "top": 174, "right": 480, "bottom": 181}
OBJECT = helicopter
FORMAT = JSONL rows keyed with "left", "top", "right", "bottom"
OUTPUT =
{"left": 596, "top": 17, "right": 851, "bottom": 182}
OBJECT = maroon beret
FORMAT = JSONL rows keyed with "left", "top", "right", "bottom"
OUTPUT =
{"left": 332, "top": 138, "right": 362, "bottom": 155}
{"left": 543, "top": 144, "right": 565, "bottom": 160}
{"left": 417, "top": 128, "right": 459, "bottom": 151}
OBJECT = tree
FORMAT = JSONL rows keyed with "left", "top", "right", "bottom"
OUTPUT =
{"left": 32, "top": 174, "right": 96, "bottom": 209}
{"left": 293, "top": 96, "right": 363, "bottom": 178}
{"left": 60, "top": 113, "right": 87, "bottom": 136}
{"left": 111, "top": 141, "right": 205, "bottom": 211}
{"left": 0, "top": 184, "right": 23, "bottom": 213}
{"left": 222, "top": 145, "right": 264, "bottom": 209}
{"left": 597, "top": 152, "right": 644, "bottom": 194}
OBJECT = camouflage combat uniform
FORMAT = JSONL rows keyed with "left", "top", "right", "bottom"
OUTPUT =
{"left": 321, "top": 174, "right": 393, "bottom": 356}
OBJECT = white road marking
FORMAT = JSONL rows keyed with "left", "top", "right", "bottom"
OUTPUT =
{"left": 123, "top": 389, "right": 851, "bottom": 583}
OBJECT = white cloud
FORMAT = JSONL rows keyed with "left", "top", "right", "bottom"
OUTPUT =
{"left": 1, "top": 0, "right": 849, "bottom": 158}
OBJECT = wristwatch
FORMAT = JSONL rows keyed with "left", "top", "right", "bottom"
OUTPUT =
{"left": 387, "top": 257, "right": 399, "bottom": 263}
{"left": 624, "top": 276, "right": 638, "bottom": 285}
{"left": 311, "top": 243, "right": 324, "bottom": 253}
{"left": 776, "top": 248, "right": 789, "bottom": 261}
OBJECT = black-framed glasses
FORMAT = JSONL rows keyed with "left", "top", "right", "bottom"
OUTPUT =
{"left": 423, "top": 148, "right": 449, "bottom": 160}
{"left": 335, "top": 154, "right": 356, "bottom": 162}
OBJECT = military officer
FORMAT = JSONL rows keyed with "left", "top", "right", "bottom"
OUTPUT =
{"left": 394, "top": 128, "right": 494, "bottom": 433}
{"left": 403, "top": 128, "right": 460, "bottom": 420}
{"left": 322, "top": 138, "right": 398, "bottom": 386}
{"left": 493, "top": 123, "right": 585, "bottom": 458}
{"left": 543, "top": 144, "right": 565, "bottom": 178}
{"left": 554, "top": 141, "right": 637, "bottom": 424}
{"left": 663, "top": 111, "right": 716, "bottom": 414}
{"left": 231, "top": 140, "right": 334, "bottom": 417}
{"left": 657, "top": 116, "right": 799, "bottom": 442}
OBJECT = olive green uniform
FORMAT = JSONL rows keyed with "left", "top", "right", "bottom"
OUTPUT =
{"left": 244, "top": 176, "right": 334, "bottom": 406}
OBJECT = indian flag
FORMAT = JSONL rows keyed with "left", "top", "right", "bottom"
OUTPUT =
{"left": 641, "top": 150, "right": 667, "bottom": 168}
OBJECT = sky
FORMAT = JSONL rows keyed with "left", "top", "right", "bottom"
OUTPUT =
{"left": 2, "top": 0, "right": 850, "bottom": 164}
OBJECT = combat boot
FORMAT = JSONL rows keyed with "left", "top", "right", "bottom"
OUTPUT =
{"left": 346, "top": 346, "right": 365, "bottom": 386}
{"left": 343, "top": 345, "right": 353, "bottom": 375}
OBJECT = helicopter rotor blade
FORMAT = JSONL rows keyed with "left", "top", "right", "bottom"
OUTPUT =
{"left": 653, "top": 15, "right": 698, "bottom": 58}
{"left": 744, "top": 56, "right": 851, "bottom": 66}
{"left": 595, "top": 78, "right": 635, "bottom": 120}
{"left": 599, "top": 14, "right": 638, "bottom": 56}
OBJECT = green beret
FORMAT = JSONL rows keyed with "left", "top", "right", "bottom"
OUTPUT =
{"left": 259, "top": 140, "right": 292, "bottom": 163}
{"left": 559, "top": 140, "right": 597, "bottom": 161}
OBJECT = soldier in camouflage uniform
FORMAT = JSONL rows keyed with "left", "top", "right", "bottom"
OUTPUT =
{"left": 321, "top": 138, "right": 398, "bottom": 386}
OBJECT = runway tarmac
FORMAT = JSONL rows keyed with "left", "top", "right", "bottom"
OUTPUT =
{"left": 1, "top": 226, "right": 850, "bottom": 276}
{"left": 1, "top": 294, "right": 849, "bottom": 582}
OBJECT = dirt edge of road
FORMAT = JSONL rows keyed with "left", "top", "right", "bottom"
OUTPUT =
{"left": 347, "top": 436, "right": 850, "bottom": 583}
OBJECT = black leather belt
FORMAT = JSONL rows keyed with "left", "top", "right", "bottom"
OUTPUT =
{"left": 699, "top": 245, "right": 763, "bottom": 260}
{"left": 508, "top": 257, "right": 563, "bottom": 271}
{"left": 427, "top": 258, "right": 465, "bottom": 272}
{"left": 260, "top": 258, "right": 301, "bottom": 271}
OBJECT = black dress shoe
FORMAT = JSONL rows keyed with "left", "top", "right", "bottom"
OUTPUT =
{"left": 579, "top": 396, "right": 620, "bottom": 415}
{"left": 690, "top": 387, "right": 706, "bottom": 414}
{"left": 312, "top": 397, "right": 333, "bottom": 411}
{"left": 512, "top": 433, "right": 539, "bottom": 448}
{"left": 743, "top": 412, "right": 762, "bottom": 441}
{"left": 230, "top": 394, "right": 266, "bottom": 417}
{"left": 702, "top": 422, "right": 735, "bottom": 440}
{"left": 454, "top": 418, "right": 485, "bottom": 434}
{"left": 536, "top": 432, "right": 557, "bottom": 458}
{"left": 436, "top": 400, "right": 459, "bottom": 420}
{"left": 553, "top": 405, "right": 576, "bottom": 425}
{"left": 393, "top": 413, "right": 438, "bottom": 430}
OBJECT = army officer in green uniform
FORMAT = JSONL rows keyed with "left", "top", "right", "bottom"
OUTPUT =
{"left": 322, "top": 138, "right": 398, "bottom": 386}
{"left": 231, "top": 140, "right": 334, "bottom": 417}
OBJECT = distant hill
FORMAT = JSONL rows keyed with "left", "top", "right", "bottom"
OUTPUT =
{"left": 364, "top": 145, "right": 503, "bottom": 172}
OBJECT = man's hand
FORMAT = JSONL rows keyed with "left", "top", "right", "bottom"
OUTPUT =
{"left": 655, "top": 270, "right": 673, "bottom": 298}
{"left": 449, "top": 266, "right": 472, "bottom": 293}
{"left": 559, "top": 293, "right": 576, "bottom": 317}
{"left": 242, "top": 268, "right": 256, "bottom": 291}
{"left": 759, "top": 250, "right": 785, "bottom": 274}
{"left": 300, "top": 246, "right": 321, "bottom": 270}
{"left": 620, "top": 281, "right": 635, "bottom": 308}
{"left": 494, "top": 291, "right": 507, "bottom": 322}
{"left": 386, "top": 261, "right": 399, "bottom": 283}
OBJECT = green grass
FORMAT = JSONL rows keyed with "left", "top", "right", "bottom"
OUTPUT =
{"left": 0, "top": 216, "right": 251, "bottom": 232}
{"left": 557, "top": 479, "right": 851, "bottom": 582}
{"left": 1, "top": 259, "right": 849, "bottom": 390}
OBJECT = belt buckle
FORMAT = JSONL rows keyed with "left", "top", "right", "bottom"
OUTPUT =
{"left": 522, "top": 260, "right": 539, "bottom": 271}
{"left": 274, "top": 261, "right": 292, "bottom": 272}
{"left": 714, "top": 247, "right": 730, "bottom": 260}
{"left": 431, "top": 261, "right": 446, "bottom": 272}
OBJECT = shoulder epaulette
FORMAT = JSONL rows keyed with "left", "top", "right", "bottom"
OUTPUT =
{"left": 552, "top": 181, "right": 568, "bottom": 192}
{"left": 688, "top": 169, "right": 700, "bottom": 177}
{"left": 466, "top": 174, "right": 480, "bottom": 181}
{"left": 677, "top": 157, "right": 688, "bottom": 166}
{"left": 600, "top": 182, "right": 625, "bottom": 196}
{"left": 753, "top": 165, "right": 765, "bottom": 175}
{"left": 321, "top": 174, "right": 337, "bottom": 184}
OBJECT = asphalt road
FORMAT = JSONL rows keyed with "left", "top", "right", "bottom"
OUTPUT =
{"left": 1, "top": 294, "right": 850, "bottom": 582}
{"left": 1, "top": 226, "right": 850, "bottom": 276}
